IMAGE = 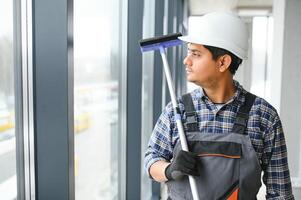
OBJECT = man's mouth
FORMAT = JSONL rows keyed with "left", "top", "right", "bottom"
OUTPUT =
{"left": 186, "top": 68, "right": 192, "bottom": 74}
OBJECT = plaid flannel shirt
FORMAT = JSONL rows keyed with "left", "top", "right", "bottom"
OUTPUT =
{"left": 144, "top": 80, "right": 294, "bottom": 199}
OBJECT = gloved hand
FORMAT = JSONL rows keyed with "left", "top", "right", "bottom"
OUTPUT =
{"left": 165, "top": 150, "right": 200, "bottom": 180}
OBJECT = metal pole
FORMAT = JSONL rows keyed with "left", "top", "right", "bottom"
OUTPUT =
{"left": 159, "top": 46, "right": 200, "bottom": 200}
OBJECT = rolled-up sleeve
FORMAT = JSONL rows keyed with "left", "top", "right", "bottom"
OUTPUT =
{"left": 144, "top": 103, "right": 174, "bottom": 178}
{"left": 262, "top": 115, "right": 295, "bottom": 199}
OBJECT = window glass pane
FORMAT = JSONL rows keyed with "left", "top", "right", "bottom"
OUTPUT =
{"left": 141, "top": 0, "right": 155, "bottom": 199}
{"left": 74, "top": 0, "right": 121, "bottom": 199}
{"left": 0, "top": 0, "right": 17, "bottom": 199}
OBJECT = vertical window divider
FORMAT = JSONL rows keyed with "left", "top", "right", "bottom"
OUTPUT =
{"left": 15, "top": 0, "right": 36, "bottom": 199}
{"left": 119, "top": 0, "right": 128, "bottom": 199}
{"left": 14, "top": 0, "right": 35, "bottom": 199}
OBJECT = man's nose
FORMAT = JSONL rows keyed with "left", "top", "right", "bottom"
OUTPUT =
{"left": 183, "top": 55, "right": 191, "bottom": 67}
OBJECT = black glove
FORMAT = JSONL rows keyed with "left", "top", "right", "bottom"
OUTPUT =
{"left": 165, "top": 150, "right": 200, "bottom": 180}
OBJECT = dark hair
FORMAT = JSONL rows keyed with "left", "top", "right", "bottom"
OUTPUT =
{"left": 203, "top": 45, "right": 242, "bottom": 75}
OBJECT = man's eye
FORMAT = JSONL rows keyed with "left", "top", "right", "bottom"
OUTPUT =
{"left": 188, "top": 50, "right": 201, "bottom": 57}
{"left": 192, "top": 52, "right": 200, "bottom": 57}
{"left": 191, "top": 52, "right": 200, "bottom": 57}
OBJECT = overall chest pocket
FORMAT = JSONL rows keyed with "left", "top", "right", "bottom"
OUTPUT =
{"left": 190, "top": 141, "right": 241, "bottom": 200}
{"left": 167, "top": 140, "right": 242, "bottom": 200}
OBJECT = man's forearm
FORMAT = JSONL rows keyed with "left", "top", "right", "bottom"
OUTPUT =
{"left": 150, "top": 160, "right": 170, "bottom": 182}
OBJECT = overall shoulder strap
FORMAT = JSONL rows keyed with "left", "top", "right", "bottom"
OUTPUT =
{"left": 232, "top": 92, "right": 256, "bottom": 134}
{"left": 182, "top": 93, "right": 198, "bottom": 132}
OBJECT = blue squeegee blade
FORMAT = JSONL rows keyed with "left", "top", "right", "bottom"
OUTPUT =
{"left": 140, "top": 39, "right": 183, "bottom": 52}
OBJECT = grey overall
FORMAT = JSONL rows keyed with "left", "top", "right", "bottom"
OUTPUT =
{"left": 166, "top": 92, "right": 262, "bottom": 200}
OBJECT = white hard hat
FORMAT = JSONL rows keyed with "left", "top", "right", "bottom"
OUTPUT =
{"left": 179, "top": 12, "right": 249, "bottom": 59}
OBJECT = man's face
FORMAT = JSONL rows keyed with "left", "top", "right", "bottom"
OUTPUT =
{"left": 183, "top": 43, "right": 221, "bottom": 88}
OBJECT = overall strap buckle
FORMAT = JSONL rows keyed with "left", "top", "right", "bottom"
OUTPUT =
{"left": 182, "top": 93, "right": 199, "bottom": 132}
{"left": 186, "top": 111, "right": 198, "bottom": 132}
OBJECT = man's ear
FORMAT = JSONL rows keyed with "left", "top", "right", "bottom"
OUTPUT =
{"left": 218, "top": 55, "right": 232, "bottom": 72}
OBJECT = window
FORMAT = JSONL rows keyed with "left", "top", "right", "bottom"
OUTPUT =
{"left": 0, "top": 0, "right": 17, "bottom": 199}
{"left": 74, "top": 0, "right": 122, "bottom": 199}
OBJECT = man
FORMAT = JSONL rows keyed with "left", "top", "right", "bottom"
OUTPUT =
{"left": 144, "top": 12, "right": 294, "bottom": 199}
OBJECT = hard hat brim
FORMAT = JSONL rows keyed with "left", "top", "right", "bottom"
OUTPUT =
{"left": 179, "top": 35, "right": 248, "bottom": 60}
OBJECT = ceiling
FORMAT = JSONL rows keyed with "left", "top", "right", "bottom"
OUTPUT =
{"left": 188, "top": 0, "right": 273, "bottom": 16}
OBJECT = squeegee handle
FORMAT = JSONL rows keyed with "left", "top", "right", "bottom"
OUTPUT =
{"left": 159, "top": 47, "right": 200, "bottom": 200}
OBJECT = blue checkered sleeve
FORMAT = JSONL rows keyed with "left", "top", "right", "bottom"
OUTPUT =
{"left": 144, "top": 102, "right": 174, "bottom": 178}
{"left": 262, "top": 114, "right": 294, "bottom": 199}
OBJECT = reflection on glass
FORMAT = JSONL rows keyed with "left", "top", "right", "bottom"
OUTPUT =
{"left": 74, "top": 0, "right": 120, "bottom": 199}
{"left": 0, "top": 0, "right": 17, "bottom": 199}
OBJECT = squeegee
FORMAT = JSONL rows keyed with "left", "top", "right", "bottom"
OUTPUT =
{"left": 139, "top": 33, "right": 200, "bottom": 200}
